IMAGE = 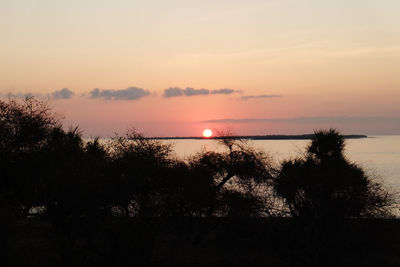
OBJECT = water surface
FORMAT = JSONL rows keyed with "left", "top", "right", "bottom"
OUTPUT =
{"left": 163, "top": 135, "right": 400, "bottom": 188}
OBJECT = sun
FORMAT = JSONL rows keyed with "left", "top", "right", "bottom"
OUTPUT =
{"left": 202, "top": 129, "right": 213, "bottom": 138}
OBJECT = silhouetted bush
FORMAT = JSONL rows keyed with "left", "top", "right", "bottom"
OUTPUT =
{"left": 274, "top": 129, "right": 395, "bottom": 219}
{"left": 187, "top": 136, "right": 275, "bottom": 217}
{"left": 104, "top": 129, "right": 176, "bottom": 217}
{"left": 1, "top": 98, "right": 395, "bottom": 222}
{"left": 0, "top": 97, "right": 62, "bottom": 217}
{"left": 2, "top": 98, "right": 400, "bottom": 266}
{"left": 0, "top": 98, "right": 111, "bottom": 223}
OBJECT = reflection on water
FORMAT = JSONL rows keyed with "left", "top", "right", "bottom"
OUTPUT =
{"left": 163, "top": 135, "right": 400, "bottom": 188}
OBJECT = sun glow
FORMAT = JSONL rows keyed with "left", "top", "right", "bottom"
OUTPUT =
{"left": 202, "top": 129, "right": 213, "bottom": 138}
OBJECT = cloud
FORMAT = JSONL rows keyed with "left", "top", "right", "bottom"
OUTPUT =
{"left": 89, "top": 87, "right": 150, "bottom": 101}
{"left": 200, "top": 116, "right": 400, "bottom": 135}
{"left": 1, "top": 92, "right": 51, "bottom": 100}
{"left": 163, "top": 87, "right": 184, "bottom": 98}
{"left": 1, "top": 88, "right": 75, "bottom": 100}
{"left": 241, "top": 94, "right": 283, "bottom": 100}
{"left": 163, "top": 87, "right": 239, "bottom": 98}
{"left": 163, "top": 87, "right": 208, "bottom": 97}
{"left": 184, "top": 87, "right": 209, "bottom": 96}
{"left": 211, "top": 88, "right": 238, "bottom": 94}
{"left": 0, "top": 92, "right": 36, "bottom": 99}
{"left": 51, "top": 88, "right": 75, "bottom": 99}
{"left": 201, "top": 116, "right": 400, "bottom": 124}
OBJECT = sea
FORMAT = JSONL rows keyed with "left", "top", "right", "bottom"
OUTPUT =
{"left": 162, "top": 135, "right": 400, "bottom": 189}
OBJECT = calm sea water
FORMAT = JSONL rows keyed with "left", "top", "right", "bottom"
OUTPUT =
{"left": 162, "top": 135, "right": 400, "bottom": 188}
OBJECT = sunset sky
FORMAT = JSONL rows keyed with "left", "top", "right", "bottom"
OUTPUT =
{"left": 1, "top": 0, "right": 399, "bottom": 136}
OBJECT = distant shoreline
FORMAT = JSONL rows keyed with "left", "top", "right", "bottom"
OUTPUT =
{"left": 148, "top": 134, "right": 368, "bottom": 140}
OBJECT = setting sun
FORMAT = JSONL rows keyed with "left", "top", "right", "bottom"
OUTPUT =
{"left": 202, "top": 129, "right": 213, "bottom": 138}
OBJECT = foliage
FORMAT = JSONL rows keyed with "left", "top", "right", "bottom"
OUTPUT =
{"left": 188, "top": 136, "right": 274, "bottom": 217}
{"left": 0, "top": 98, "right": 395, "bottom": 222}
{"left": 274, "top": 129, "right": 394, "bottom": 219}
{"left": 0, "top": 97, "right": 61, "bottom": 154}
{"left": 0, "top": 97, "right": 61, "bottom": 217}
{"left": 1, "top": 98, "right": 399, "bottom": 267}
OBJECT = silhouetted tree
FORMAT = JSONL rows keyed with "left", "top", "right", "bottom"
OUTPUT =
{"left": 40, "top": 128, "right": 113, "bottom": 222}
{"left": 274, "top": 129, "right": 394, "bottom": 219}
{"left": 0, "top": 97, "right": 111, "bottom": 223}
{"left": 149, "top": 160, "right": 215, "bottom": 217}
{"left": 188, "top": 135, "right": 275, "bottom": 217}
{"left": 106, "top": 129, "right": 175, "bottom": 217}
{"left": 0, "top": 97, "right": 63, "bottom": 217}
{"left": 1, "top": 97, "right": 394, "bottom": 224}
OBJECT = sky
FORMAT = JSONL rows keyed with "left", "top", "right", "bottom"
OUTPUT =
{"left": 1, "top": 0, "right": 399, "bottom": 137}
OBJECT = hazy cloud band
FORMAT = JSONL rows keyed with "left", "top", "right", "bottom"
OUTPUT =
{"left": 1, "top": 88, "right": 75, "bottom": 100}
{"left": 90, "top": 87, "right": 150, "bottom": 101}
{"left": 241, "top": 94, "right": 283, "bottom": 100}
{"left": 202, "top": 116, "right": 400, "bottom": 124}
{"left": 163, "top": 87, "right": 239, "bottom": 98}
{"left": 52, "top": 88, "right": 75, "bottom": 99}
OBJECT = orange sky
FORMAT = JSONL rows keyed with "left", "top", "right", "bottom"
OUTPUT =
{"left": 1, "top": 0, "right": 400, "bottom": 136}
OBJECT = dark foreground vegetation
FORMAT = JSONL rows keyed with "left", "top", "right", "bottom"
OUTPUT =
{"left": 153, "top": 134, "right": 367, "bottom": 140}
{"left": 1, "top": 97, "right": 399, "bottom": 266}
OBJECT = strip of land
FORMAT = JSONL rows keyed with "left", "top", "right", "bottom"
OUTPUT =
{"left": 149, "top": 134, "right": 367, "bottom": 140}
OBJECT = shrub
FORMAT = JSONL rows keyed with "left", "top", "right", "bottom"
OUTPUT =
{"left": 274, "top": 129, "right": 395, "bottom": 219}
